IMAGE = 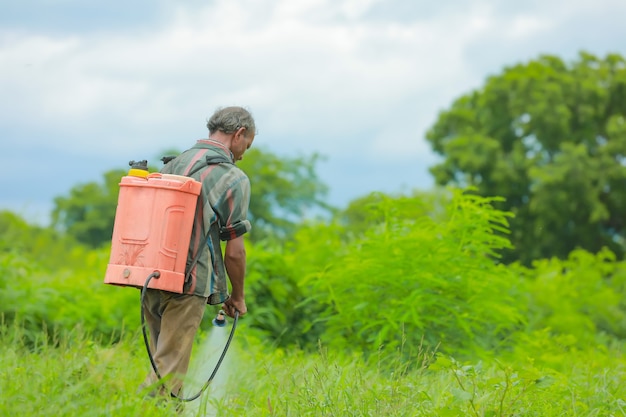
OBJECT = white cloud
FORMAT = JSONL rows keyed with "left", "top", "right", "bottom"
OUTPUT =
{"left": 0, "top": 0, "right": 506, "bottom": 157}
{"left": 506, "top": 15, "right": 552, "bottom": 39}
{"left": 1, "top": 0, "right": 626, "bottom": 211}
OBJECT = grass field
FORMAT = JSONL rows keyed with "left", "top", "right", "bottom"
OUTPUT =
{"left": 2, "top": 320, "right": 625, "bottom": 416}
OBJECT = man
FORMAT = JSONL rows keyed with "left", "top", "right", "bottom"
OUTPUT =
{"left": 140, "top": 106, "right": 256, "bottom": 398}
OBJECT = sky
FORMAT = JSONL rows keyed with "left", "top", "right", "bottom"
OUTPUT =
{"left": 1, "top": 0, "right": 626, "bottom": 225}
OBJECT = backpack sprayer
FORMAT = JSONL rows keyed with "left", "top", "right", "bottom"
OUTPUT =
{"left": 103, "top": 159, "right": 238, "bottom": 402}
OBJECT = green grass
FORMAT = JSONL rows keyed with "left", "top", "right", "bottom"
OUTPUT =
{"left": 3, "top": 321, "right": 623, "bottom": 417}
{"left": 0, "top": 322, "right": 179, "bottom": 416}
{"left": 221, "top": 334, "right": 626, "bottom": 416}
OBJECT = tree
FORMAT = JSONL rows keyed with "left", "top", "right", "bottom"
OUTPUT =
{"left": 336, "top": 189, "right": 450, "bottom": 237}
{"left": 426, "top": 52, "right": 626, "bottom": 265}
{"left": 51, "top": 169, "right": 125, "bottom": 248}
{"left": 0, "top": 210, "right": 85, "bottom": 269}
{"left": 51, "top": 148, "right": 330, "bottom": 247}
{"left": 236, "top": 147, "right": 331, "bottom": 241}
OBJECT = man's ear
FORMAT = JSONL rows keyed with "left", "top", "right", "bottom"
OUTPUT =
{"left": 233, "top": 127, "right": 246, "bottom": 143}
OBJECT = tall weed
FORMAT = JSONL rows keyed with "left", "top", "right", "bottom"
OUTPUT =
{"left": 298, "top": 189, "right": 526, "bottom": 357}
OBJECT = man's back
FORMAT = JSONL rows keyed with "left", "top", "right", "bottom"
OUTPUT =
{"left": 161, "top": 140, "right": 251, "bottom": 303}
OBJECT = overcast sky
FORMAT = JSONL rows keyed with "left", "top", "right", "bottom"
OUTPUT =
{"left": 2, "top": 0, "right": 626, "bottom": 224}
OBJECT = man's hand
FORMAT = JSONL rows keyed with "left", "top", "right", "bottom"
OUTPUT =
{"left": 223, "top": 296, "right": 247, "bottom": 318}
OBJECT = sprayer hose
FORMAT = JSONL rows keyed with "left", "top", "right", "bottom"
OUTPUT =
{"left": 140, "top": 272, "right": 239, "bottom": 402}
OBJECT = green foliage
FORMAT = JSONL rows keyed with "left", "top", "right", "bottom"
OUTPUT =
{"left": 0, "top": 248, "right": 139, "bottom": 346}
{"left": 237, "top": 147, "right": 332, "bottom": 241}
{"left": 428, "top": 355, "right": 561, "bottom": 417}
{"left": 3, "top": 182, "right": 626, "bottom": 416}
{"left": 426, "top": 51, "right": 626, "bottom": 264}
{"left": 250, "top": 188, "right": 612, "bottom": 361}
{"left": 2, "top": 322, "right": 625, "bottom": 416}
{"left": 335, "top": 192, "right": 390, "bottom": 235}
{"left": 0, "top": 212, "right": 140, "bottom": 344}
{"left": 297, "top": 189, "right": 524, "bottom": 357}
{"left": 51, "top": 169, "right": 126, "bottom": 248}
{"left": 243, "top": 216, "right": 355, "bottom": 349}
{"left": 336, "top": 190, "right": 450, "bottom": 239}
{"left": 0, "top": 252, "right": 56, "bottom": 342}
{"left": 244, "top": 241, "right": 326, "bottom": 347}
{"left": 515, "top": 248, "right": 626, "bottom": 345}
{"left": 244, "top": 212, "right": 361, "bottom": 347}
{"left": 0, "top": 210, "right": 82, "bottom": 270}
{"left": 427, "top": 350, "right": 626, "bottom": 417}
{"left": 0, "top": 324, "right": 179, "bottom": 416}
{"left": 198, "top": 332, "right": 626, "bottom": 416}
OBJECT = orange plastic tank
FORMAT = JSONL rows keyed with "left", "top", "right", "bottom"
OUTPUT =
{"left": 104, "top": 172, "right": 202, "bottom": 293}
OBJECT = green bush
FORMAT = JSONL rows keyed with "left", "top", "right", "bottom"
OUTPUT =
{"left": 0, "top": 248, "right": 139, "bottom": 345}
{"left": 245, "top": 240, "right": 326, "bottom": 347}
{"left": 515, "top": 248, "right": 626, "bottom": 347}
{"left": 295, "top": 189, "right": 527, "bottom": 358}
{"left": 0, "top": 210, "right": 85, "bottom": 270}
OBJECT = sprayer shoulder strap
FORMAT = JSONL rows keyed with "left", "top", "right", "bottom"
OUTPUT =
{"left": 187, "top": 154, "right": 233, "bottom": 178}
{"left": 184, "top": 153, "right": 234, "bottom": 284}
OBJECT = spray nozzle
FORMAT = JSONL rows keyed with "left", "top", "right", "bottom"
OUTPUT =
{"left": 129, "top": 160, "right": 148, "bottom": 170}
{"left": 212, "top": 310, "right": 227, "bottom": 327}
{"left": 127, "top": 160, "right": 150, "bottom": 178}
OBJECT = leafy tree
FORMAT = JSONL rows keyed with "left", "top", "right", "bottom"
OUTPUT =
{"left": 0, "top": 211, "right": 84, "bottom": 269}
{"left": 335, "top": 192, "right": 388, "bottom": 236}
{"left": 426, "top": 52, "right": 626, "bottom": 265}
{"left": 51, "top": 169, "right": 125, "bottom": 248}
{"left": 336, "top": 189, "right": 450, "bottom": 237}
{"left": 237, "top": 147, "right": 331, "bottom": 241}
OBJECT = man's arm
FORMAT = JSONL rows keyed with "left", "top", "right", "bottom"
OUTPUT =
{"left": 222, "top": 235, "right": 247, "bottom": 318}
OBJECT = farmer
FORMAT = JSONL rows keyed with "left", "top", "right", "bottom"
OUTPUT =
{"left": 139, "top": 106, "right": 255, "bottom": 399}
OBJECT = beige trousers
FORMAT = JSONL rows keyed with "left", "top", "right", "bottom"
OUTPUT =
{"left": 140, "top": 289, "right": 207, "bottom": 397}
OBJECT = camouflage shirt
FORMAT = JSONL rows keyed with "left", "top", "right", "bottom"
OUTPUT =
{"left": 161, "top": 140, "right": 251, "bottom": 303}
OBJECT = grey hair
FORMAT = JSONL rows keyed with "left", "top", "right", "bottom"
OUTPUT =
{"left": 207, "top": 106, "right": 256, "bottom": 136}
